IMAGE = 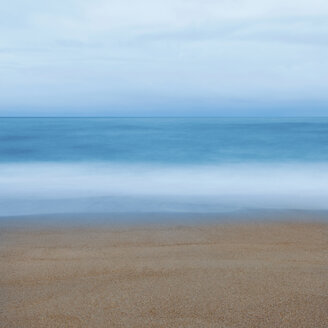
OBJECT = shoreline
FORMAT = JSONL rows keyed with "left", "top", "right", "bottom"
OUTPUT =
{"left": 1, "top": 208, "right": 328, "bottom": 229}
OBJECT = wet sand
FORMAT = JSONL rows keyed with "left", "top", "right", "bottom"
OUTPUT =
{"left": 1, "top": 221, "right": 327, "bottom": 327}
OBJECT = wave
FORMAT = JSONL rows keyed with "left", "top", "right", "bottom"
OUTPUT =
{"left": 1, "top": 162, "right": 328, "bottom": 215}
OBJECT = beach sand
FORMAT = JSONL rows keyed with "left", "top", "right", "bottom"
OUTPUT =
{"left": 1, "top": 221, "right": 327, "bottom": 327}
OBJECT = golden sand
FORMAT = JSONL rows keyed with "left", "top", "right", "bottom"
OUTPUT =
{"left": 1, "top": 222, "right": 327, "bottom": 327}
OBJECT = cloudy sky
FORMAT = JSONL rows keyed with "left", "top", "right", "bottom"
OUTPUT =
{"left": 1, "top": 0, "right": 328, "bottom": 116}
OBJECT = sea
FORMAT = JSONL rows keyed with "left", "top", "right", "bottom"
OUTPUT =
{"left": 1, "top": 117, "right": 328, "bottom": 222}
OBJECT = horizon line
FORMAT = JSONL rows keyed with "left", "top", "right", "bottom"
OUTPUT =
{"left": 1, "top": 115, "right": 328, "bottom": 119}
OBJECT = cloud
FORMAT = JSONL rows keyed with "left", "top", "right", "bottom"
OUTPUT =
{"left": 0, "top": 0, "right": 328, "bottom": 115}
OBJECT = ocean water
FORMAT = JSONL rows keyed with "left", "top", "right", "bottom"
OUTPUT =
{"left": 1, "top": 117, "right": 328, "bottom": 217}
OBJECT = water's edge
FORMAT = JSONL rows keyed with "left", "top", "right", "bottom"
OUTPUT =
{"left": 1, "top": 209, "right": 327, "bottom": 229}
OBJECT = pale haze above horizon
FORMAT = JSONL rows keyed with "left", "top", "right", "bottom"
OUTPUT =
{"left": 1, "top": 0, "right": 328, "bottom": 116}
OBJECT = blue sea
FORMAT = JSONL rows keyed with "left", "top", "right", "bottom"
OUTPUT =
{"left": 1, "top": 117, "right": 328, "bottom": 218}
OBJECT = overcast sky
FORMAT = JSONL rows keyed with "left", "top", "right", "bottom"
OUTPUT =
{"left": 1, "top": 0, "right": 328, "bottom": 116}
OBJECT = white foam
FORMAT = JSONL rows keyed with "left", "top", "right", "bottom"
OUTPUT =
{"left": 1, "top": 162, "right": 328, "bottom": 215}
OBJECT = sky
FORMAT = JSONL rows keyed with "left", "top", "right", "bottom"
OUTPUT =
{"left": 0, "top": 0, "right": 328, "bottom": 116}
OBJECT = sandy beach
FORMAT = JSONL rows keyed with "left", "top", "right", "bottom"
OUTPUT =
{"left": 1, "top": 221, "right": 327, "bottom": 327}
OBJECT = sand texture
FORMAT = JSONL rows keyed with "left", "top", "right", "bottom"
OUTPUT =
{"left": 1, "top": 222, "right": 328, "bottom": 327}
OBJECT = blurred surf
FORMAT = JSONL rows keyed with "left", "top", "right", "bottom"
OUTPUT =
{"left": 1, "top": 117, "right": 328, "bottom": 216}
